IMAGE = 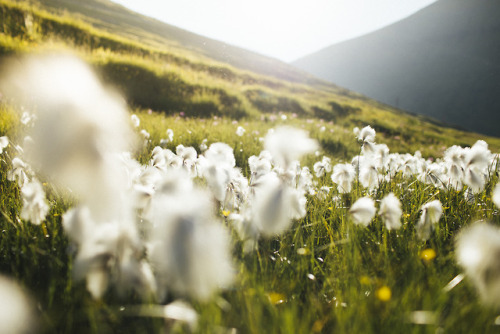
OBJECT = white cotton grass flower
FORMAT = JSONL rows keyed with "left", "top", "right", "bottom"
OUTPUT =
{"left": 264, "top": 126, "right": 318, "bottom": 169}
{"left": 359, "top": 160, "right": 380, "bottom": 190}
{"left": 166, "top": 129, "right": 174, "bottom": 142}
{"left": 357, "top": 126, "right": 376, "bottom": 143}
{"left": 147, "top": 188, "right": 234, "bottom": 301}
{"left": 378, "top": 193, "right": 402, "bottom": 230}
{"left": 20, "top": 111, "right": 36, "bottom": 126}
{"left": 356, "top": 125, "right": 377, "bottom": 155}
{"left": 236, "top": 126, "right": 246, "bottom": 137}
{"left": 0, "top": 275, "right": 36, "bottom": 334}
{"left": 0, "top": 136, "right": 8, "bottom": 153}
{"left": 313, "top": 156, "right": 332, "bottom": 178}
{"left": 331, "top": 163, "right": 356, "bottom": 194}
{"left": 20, "top": 179, "right": 49, "bottom": 225}
{"left": 465, "top": 140, "right": 491, "bottom": 170}
{"left": 0, "top": 53, "right": 138, "bottom": 221}
{"left": 416, "top": 200, "right": 443, "bottom": 240}
{"left": 456, "top": 222, "right": 500, "bottom": 308}
{"left": 463, "top": 141, "right": 491, "bottom": 193}
{"left": 250, "top": 176, "right": 302, "bottom": 237}
{"left": 349, "top": 197, "right": 376, "bottom": 227}
{"left": 464, "top": 167, "right": 487, "bottom": 194}
{"left": 7, "top": 157, "right": 31, "bottom": 187}
{"left": 130, "top": 114, "right": 140, "bottom": 128}
{"left": 63, "top": 206, "right": 155, "bottom": 299}
{"left": 353, "top": 127, "right": 360, "bottom": 137}
{"left": 492, "top": 183, "right": 500, "bottom": 209}
{"left": 204, "top": 142, "right": 236, "bottom": 168}
{"left": 199, "top": 139, "right": 208, "bottom": 152}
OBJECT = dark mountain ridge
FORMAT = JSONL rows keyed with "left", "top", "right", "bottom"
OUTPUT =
{"left": 293, "top": 0, "right": 500, "bottom": 137}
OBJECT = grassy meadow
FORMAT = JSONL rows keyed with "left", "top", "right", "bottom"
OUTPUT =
{"left": 1, "top": 1, "right": 500, "bottom": 333}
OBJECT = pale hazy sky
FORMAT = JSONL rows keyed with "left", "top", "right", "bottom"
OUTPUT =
{"left": 111, "top": 0, "right": 436, "bottom": 62}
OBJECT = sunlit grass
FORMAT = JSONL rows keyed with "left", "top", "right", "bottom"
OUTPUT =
{"left": 2, "top": 106, "right": 500, "bottom": 332}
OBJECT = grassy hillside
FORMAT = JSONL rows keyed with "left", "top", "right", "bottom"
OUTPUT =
{"left": 1, "top": 0, "right": 499, "bottom": 157}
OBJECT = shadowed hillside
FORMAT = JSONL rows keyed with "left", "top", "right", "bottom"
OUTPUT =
{"left": 293, "top": 0, "right": 500, "bottom": 137}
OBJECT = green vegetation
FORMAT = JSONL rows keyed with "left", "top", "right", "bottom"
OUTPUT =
{"left": 1, "top": 1, "right": 500, "bottom": 333}
{"left": 2, "top": 108, "right": 500, "bottom": 333}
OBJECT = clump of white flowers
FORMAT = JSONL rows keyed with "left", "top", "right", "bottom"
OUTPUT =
{"left": 236, "top": 126, "right": 246, "bottom": 137}
{"left": 20, "top": 179, "right": 49, "bottom": 225}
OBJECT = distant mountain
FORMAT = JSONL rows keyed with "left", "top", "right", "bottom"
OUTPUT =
{"left": 38, "top": 0, "right": 319, "bottom": 84}
{"left": 293, "top": 0, "right": 500, "bottom": 137}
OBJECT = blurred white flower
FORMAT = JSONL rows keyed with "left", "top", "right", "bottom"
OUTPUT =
{"left": 20, "top": 111, "right": 36, "bottom": 126}
{"left": 464, "top": 167, "right": 486, "bottom": 194}
{"left": 456, "top": 222, "right": 500, "bottom": 307}
{"left": 205, "top": 143, "right": 236, "bottom": 168}
{"left": 359, "top": 160, "right": 380, "bottom": 190}
{"left": 140, "top": 129, "right": 150, "bottom": 140}
{"left": 492, "top": 183, "right": 500, "bottom": 209}
{"left": 250, "top": 174, "right": 301, "bottom": 237}
{"left": 63, "top": 206, "right": 154, "bottom": 299}
{"left": 236, "top": 126, "right": 246, "bottom": 136}
{"left": 7, "top": 157, "right": 31, "bottom": 187}
{"left": 465, "top": 140, "right": 491, "bottom": 170}
{"left": 199, "top": 138, "right": 208, "bottom": 152}
{"left": 379, "top": 193, "right": 402, "bottom": 230}
{"left": 264, "top": 126, "right": 318, "bottom": 169}
{"left": 166, "top": 129, "right": 174, "bottom": 142}
{"left": 356, "top": 125, "right": 377, "bottom": 155}
{"left": 147, "top": 188, "right": 234, "bottom": 301}
{"left": 130, "top": 114, "right": 140, "bottom": 128}
{"left": 20, "top": 179, "right": 49, "bottom": 225}
{"left": 349, "top": 197, "right": 376, "bottom": 227}
{"left": 416, "top": 200, "right": 443, "bottom": 240}
{"left": 357, "top": 125, "right": 376, "bottom": 143}
{"left": 0, "top": 275, "right": 36, "bottom": 334}
{"left": 0, "top": 53, "right": 138, "bottom": 221}
{"left": 313, "top": 156, "right": 332, "bottom": 177}
{"left": 331, "top": 163, "right": 355, "bottom": 194}
{"left": 0, "top": 136, "right": 8, "bottom": 153}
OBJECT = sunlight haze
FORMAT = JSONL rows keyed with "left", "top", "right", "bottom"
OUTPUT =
{"left": 111, "top": 0, "right": 436, "bottom": 62}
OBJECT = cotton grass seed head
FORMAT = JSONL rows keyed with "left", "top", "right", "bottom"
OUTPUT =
{"left": 456, "top": 222, "right": 500, "bottom": 308}
{"left": 264, "top": 126, "right": 318, "bottom": 169}
{"left": 331, "top": 163, "right": 355, "bottom": 194}
{"left": 0, "top": 275, "right": 36, "bottom": 334}
{"left": 416, "top": 200, "right": 443, "bottom": 240}
{"left": 378, "top": 193, "right": 402, "bottom": 230}
{"left": 0, "top": 53, "right": 137, "bottom": 221}
{"left": 147, "top": 188, "right": 234, "bottom": 301}
{"left": 349, "top": 197, "right": 376, "bottom": 227}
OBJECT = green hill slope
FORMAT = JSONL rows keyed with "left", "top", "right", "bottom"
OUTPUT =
{"left": 1, "top": 0, "right": 499, "bottom": 156}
